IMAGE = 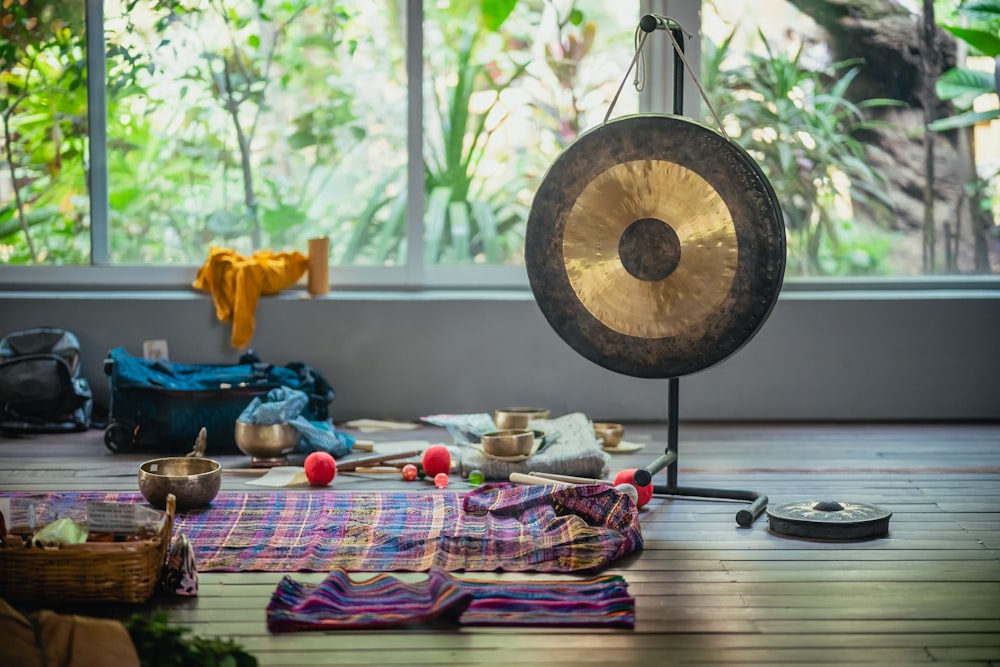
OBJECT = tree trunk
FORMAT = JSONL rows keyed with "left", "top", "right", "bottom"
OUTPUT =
{"left": 785, "top": 0, "right": 997, "bottom": 274}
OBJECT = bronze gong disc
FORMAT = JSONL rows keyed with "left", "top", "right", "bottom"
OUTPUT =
{"left": 525, "top": 114, "right": 786, "bottom": 378}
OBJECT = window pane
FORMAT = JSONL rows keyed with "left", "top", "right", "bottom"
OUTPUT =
{"left": 0, "top": 0, "right": 90, "bottom": 265}
{"left": 422, "top": 0, "right": 640, "bottom": 266}
{"left": 104, "top": 0, "right": 406, "bottom": 266}
{"left": 702, "top": 0, "right": 999, "bottom": 277}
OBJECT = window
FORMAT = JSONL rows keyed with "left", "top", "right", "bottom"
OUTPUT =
{"left": 1, "top": 0, "right": 997, "bottom": 285}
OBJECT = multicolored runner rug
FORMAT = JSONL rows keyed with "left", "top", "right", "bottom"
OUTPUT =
{"left": 266, "top": 567, "right": 636, "bottom": 630}
{"left": 1, "top": 483, "right": 641, "bottom": 573}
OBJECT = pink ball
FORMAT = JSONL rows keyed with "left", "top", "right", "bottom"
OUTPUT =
{"left": 422, "top": 445, "right": 451, "bottom": 477}
{"left": 304, "top": 451, "right": 337, "bottom": 486}
{"left": 614, "top": 468, "right": 653, "bottom": 508}
{"left": 434, "top": 472, "right": 449, "bottom": 488}
{"left": 401, "top": 463, "right": 418, "bottom": 481}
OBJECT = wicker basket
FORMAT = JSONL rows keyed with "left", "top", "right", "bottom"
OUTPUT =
{"left": 0, "top": 494, "right": 176, "bottom": 604}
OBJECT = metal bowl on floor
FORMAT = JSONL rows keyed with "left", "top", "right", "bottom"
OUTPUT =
{"left": 594, "top": 422, "right": 625, "bottom": 448}
{"left": 138, "top": 456, "right": 222, "bottom": 511}
{"left": 234, "top": 421, "right": 301, "bottom": 465}
{"left": 481, "top": 429, "right": 535, "bottom": 458}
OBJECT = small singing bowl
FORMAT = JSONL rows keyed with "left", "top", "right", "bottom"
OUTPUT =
{"left": 594, "top": 422, "right": 625, "bottom": 448}
{"left": 234, "top": 421, "right": 301, "bottom": 460}
{"left": 138, "top": 457, "right": 222, "bottom": 511}
{"left": 481, "top": 429, "right": 535, "bottom": 458}
{"left": 494, "top": 407, "right": 551, "bottom": 430}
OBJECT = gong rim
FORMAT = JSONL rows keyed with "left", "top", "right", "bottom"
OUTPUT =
{"left": 525, "top": 114, "right": 786, "bottom": 378}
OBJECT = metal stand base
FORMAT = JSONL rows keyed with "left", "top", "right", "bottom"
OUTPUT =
{"left": 633, "top": 378, "right": 768, "bottom": 527}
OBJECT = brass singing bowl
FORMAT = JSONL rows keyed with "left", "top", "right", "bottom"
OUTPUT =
{"left": 594, "top": 422, "right": 625, "bottom": 448}
{"left": 481, "top": 429, "right": 535, "bottom": 458}
{"left": 494, "top": 407, "right": 551, "bottom": 430}
{"left": 138, "top": 457, "right": 222, "bottom": 511}
{"left": 234, "top": 421, "right": 301, "bottom": 460}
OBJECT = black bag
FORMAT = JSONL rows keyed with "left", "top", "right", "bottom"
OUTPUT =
{"left": 103, "top": 347, "right": 334, "bottom": 453}
{"left": 0, "top": 328, "right": 93, "bottom": 433}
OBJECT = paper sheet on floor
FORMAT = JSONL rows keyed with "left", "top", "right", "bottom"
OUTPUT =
{"left": 245, "top": 466, "right": 310, "bottom": 487}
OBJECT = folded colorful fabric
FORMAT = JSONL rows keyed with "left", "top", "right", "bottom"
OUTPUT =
{"left": 266, "top": 566, "right": 635, "bottom": 631}
{"left": 0, "top": 484, "right": 642, "bottom": 573}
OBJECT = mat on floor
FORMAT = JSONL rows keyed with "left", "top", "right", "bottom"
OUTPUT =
{"left": 267, "top": 566, "right": 636, "bottom": 631}
{"left": 1, "top": 483, "right": 641, "bottom": 573}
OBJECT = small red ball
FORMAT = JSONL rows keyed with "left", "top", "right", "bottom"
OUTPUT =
{"left": 614, "top": 468, "right": 653, "bottom": 508}
{"left": 304, "top": 451, "right": 337, "bottom": 486}
{"left": 421, "top": 445, "right": 451, "bottom": 477}
{"left": 401, "top": 463, "right": 418, "bottom": 481}
{"left": 434, "top": 472, "right": 449, "bottom": 488}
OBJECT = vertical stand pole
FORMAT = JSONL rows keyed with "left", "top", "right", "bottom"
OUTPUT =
{"left": 631, "top": 16, "right": 770, "bottom": 527}
{"left": 666, "top": 377, "right": 679, "bottom": 489}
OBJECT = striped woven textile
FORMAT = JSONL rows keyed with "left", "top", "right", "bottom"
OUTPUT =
{"left": 0, "top": 483, "right": 641, "bottom": 573}
{"left": 266, "top": 566, "right": 636, "bottom": 631}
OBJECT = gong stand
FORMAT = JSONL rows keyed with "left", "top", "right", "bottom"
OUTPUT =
{"left": 626, "top": 18, "right": 769, "bottom": 528}
{"left": 525, "top": 15, "right": 784, "bottom": 528}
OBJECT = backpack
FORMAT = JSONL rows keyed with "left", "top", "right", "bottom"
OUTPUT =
{"left": 0, "top": 327, "right": 93, "bottom": 433}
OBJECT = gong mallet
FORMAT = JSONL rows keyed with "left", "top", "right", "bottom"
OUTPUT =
{"left": 338, "top": 450, "right": 422, "bottom": 472}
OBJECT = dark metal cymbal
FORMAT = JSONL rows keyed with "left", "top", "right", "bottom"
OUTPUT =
{"left": 525, "top": 114, "right": 786, "bottom": 378}
{"left": 767, "top": 500, "right": 892, "bottom": 540}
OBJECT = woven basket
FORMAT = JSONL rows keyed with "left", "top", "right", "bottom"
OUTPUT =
{"left": 0, "top": 494, "right": 175, "bottom": 604}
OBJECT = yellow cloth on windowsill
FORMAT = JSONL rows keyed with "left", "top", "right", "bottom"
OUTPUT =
{"left": 193, "top": 246, "right": 309, "bottom": 350}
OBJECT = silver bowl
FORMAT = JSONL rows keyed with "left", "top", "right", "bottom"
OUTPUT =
{"left": 138, "top": 456, "right": 221, "bottom": 511}
{"left": 234, "top": 421, "right": 301, "bottom": 464}
{"left": 481, "top": 429, "right": 535, "bottom": 458}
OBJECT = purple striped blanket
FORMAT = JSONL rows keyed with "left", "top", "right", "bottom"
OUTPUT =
{"left": 0, "top": 483, "right": 641, "bottom": 573}
{"left": 267, "top": 567, "right": 636, "bottom": 630}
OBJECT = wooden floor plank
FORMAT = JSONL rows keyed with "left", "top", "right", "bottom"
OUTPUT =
{"left": 2, "top": 421, "right": 999, "bottom": 666}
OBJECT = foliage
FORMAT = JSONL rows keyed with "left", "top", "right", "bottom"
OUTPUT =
{"left": 124, "top": 611, "right": 257, "bottom": 667}
{"left": 930, "top": 0, "right": 1000, "bottom": 132}
{"left": 0, "top": 0, "right": 90, "bottom": 263}
{"left": 931, "top": 0, "right": 1000, "bottom": 266}
{"left": 423, "top": 4, "right": 528, "bottom": 264}
{"left": 705, "top": 30, "right": 902, "bottom": 276}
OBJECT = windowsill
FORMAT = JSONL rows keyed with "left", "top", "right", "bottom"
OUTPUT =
{"left": 1, "top": 264, "right": 999, "bottom": 299}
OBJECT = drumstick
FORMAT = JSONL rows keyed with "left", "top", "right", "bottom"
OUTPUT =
{"left": 509, "top": 472, "right": 573, "bottom": 486}
{"left": 337, "top": 450, "right": 422, "bottom": 472}
{"left": 527, "top": 471, "right": 613, "bottom": 485}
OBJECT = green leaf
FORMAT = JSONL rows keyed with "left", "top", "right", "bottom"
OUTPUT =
{"left": 480, "top": 0, "right": 517, "bottom": 31}
{"left": 935, "top": 67, "right": 996, "bottom": 107}
{"left": 958, "top": 0, "right": 1000, "bottom": 26}
{"left": 928, "top": 108, "right": 999, "bottom": 131}
{"left": 287, "top": 129, "right": 316, "bottom": 149}
{"left": 247, "top": 34, "right": 260, "bottom": 49}
{"left": 424, "top": 186, "right": 451, "bottom": 263}
{"left": 941, "top": 25, "right": 1000, "bottom": 57}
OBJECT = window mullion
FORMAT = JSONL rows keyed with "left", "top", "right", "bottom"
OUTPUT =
{"left": 406, "top": 0, "right": 425, "bottom": 286}
{"left": 85, "top": 0, "right": 110, "bottom": 266}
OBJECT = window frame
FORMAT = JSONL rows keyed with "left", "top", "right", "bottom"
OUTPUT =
{"left": 0, "top": 0, "right": 997, "bottom": 293}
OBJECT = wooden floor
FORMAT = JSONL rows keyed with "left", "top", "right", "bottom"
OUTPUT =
{"left": 2, "top": 421, "right": 999, "bottom": 666}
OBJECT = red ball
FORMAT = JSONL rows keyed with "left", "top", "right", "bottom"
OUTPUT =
{"left": 304, "top": 451, "right": 337, "bottom": 486}
{"left": 421, "top": 445, "right": 451, "bottom": 477}
{"left": 401, "top": 463, "right": 418, "bottom": 481}
{"left": 614, "top": 468, "right": 653, "bottom": 508}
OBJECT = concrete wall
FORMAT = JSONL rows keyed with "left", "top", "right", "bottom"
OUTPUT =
{"left": 2, "top": 289, "right": 998, "bottom": 422}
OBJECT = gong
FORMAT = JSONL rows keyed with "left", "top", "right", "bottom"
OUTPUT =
{"left": 766, "top": 500, "right": 893, "bottom": 540}
{"left": 525, "top": 114, "right": 786, "bottom": 378}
